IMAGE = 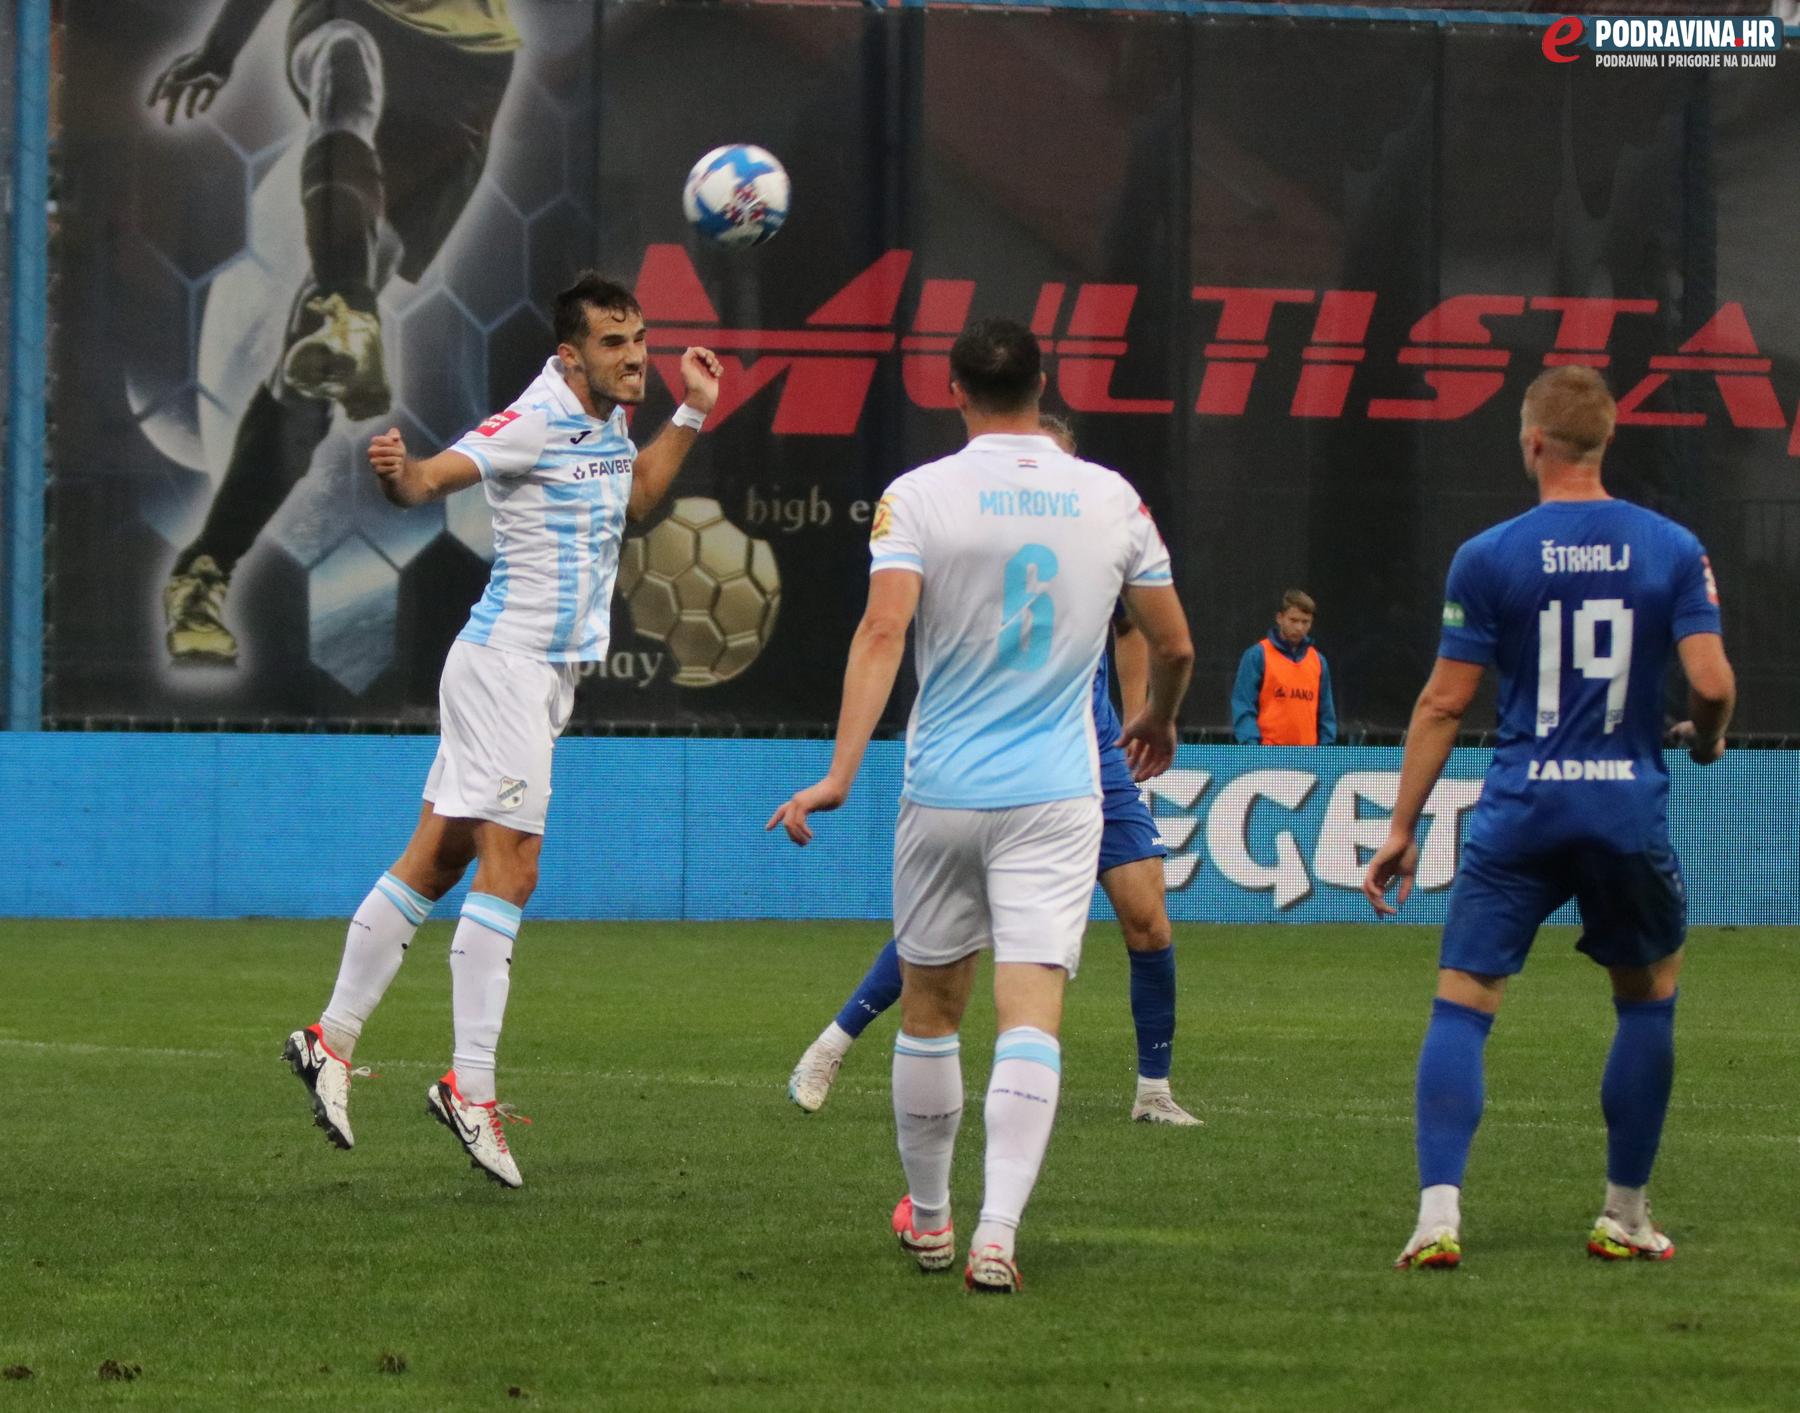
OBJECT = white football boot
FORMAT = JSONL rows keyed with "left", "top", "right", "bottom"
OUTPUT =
{"left": 284, "top": 1024, "right": 357, "bottom": 1150}
{"left": 1130, "top": 1082, "right": 1203, "bottom": 1127}
{"left": 787, "top": 1038, "right": 844, "bottom": 1113}
{"left": 427, "top": 1071, "right": 525, "bottom": 1189}
{"left": 964, "top": 1244, "right": 1022, "bottom": 1294}
{"left": 1588, "top": 1213, "right": 1674, "bottom": 1262}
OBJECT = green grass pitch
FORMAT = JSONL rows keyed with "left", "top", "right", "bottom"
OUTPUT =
{"left": 6, "top": 920, "right": 1800, "bottom": 1410}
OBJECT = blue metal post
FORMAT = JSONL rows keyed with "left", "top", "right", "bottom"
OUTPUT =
{"left": 6, "top": 0, "right": 50, "bottom": 729}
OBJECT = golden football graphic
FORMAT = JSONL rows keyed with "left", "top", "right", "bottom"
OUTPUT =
{"left": 617, "top": 498, "right": 781, "bottom": 687}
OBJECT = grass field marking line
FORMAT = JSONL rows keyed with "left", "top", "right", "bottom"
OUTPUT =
{"left": 1194, "top": 1101, "right": 1794, "bottom": 1144}
{"left": 0, "top": 1037, "right": 229, "bottom": 1061}
{"left": 0, "top": 1036, "right": 803, "bottom": 1090}
{"left": 9, "top": 1039, "right": 1793, "bottom": 1145}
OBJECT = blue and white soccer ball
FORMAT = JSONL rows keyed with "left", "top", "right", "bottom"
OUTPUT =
{"left": 682, "top": 144, "right": 790, "bottom": 248}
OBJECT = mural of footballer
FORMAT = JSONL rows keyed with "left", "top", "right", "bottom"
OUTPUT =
{"left": 149, "top": 0, "right": 521, "bottom": 664}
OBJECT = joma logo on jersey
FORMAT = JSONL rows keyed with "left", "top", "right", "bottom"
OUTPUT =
{"left": 1528, "top": 759, "right": 1639, "bottom": 781}
{"left": 632, "top": 244, "right": 1800, "bottom": 450}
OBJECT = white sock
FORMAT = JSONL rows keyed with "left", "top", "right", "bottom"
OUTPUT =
{"left": 320, "top": 872, "right": 432, "bottom": 1059}
{"left": 1417, "top": 1183, "right": 1461, "bottom": 1234}
{"left": 815, "top": 1020, "right": 855, "bottom": 1056}
{"left": 893, "top": 1032, "right": 962, "bottom": 1231}
{"left": 973, "top": 1027, "right": 1063, "bottom": 1260}
{"left": 1136, "top": 1075, "right": 1171, "bottom": 1095}
{"left": 450, "top": 893, "right": 521, "bottom": 1107}
{"left": 1605, "top": 1182, "right": 1649, "bottom": 1231}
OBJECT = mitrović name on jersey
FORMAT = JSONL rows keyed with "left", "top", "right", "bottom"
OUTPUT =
{"left": 978, "top": 490, "right": 1082, "bottom": 518}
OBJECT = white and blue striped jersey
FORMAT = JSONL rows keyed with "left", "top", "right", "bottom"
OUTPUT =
{"left": 450, "top": 358, "right": 637, "bottom": 662}
{"left": 871, "top": 432, "right": 1174, "bottom": 810}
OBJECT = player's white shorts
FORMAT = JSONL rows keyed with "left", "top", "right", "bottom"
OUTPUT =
{"left": 423, "top": 639, "right": 578, "bottom": 835}
{"left": 892, "top": 796, "right": 1103, "bottom": 977}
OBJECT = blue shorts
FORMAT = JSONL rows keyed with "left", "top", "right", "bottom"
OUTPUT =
{"left": 1439, "top": 838, "right": 1687, "bottom": 977}
{"left": 1097, "top": 779, "right": 1165, "bottom": 877}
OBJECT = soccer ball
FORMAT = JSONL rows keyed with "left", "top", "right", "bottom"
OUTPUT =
{"left": 617, "top": 498, "right": 781, "bottom": 686}
{"left": 681, "top": 144, "right": 790, "bottom": 247}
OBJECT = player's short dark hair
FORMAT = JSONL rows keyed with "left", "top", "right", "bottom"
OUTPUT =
{"left": 1522, "top": 366, "right": 1615, "bottom": 460}
{"left": 1281, "top": 589, "right": 1316, "bottom": 616}
{"left": 554, "top": 271, "right": 641, "bottom": 347}
{"left": 950, "top": 319, "right": 1042, "bottom": 413}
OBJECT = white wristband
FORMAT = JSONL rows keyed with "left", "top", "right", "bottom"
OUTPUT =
{"left": 672, "top": 404, "right": 707, "bottom": 432}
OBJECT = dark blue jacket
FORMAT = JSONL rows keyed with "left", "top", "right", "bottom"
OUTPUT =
{"left": 1231, "top": 631, "right": 1338, "bottom": 745}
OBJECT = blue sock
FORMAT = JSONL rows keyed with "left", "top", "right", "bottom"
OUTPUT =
{"left": 1601, "top": 992, "right": 1677, "bottom": 1188}
{"left": 1128, "top": 946, "right": 1177, "bottom": 1080}
{"left": 834, "top": 939, "right": 904, "bottom": 1040}
{"left": 1415, "top": 997, "right": 1495, "bottom": 1188}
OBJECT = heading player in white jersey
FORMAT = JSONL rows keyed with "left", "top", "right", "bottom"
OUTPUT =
{"left": 284, "top": 272, "right": 722, "bottom": 1187}
{"left": 770, "top": 320, "right": 1194, "bottom": 1292}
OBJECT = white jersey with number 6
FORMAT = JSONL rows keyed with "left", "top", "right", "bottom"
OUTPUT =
{"left": 870, "top": 432, "right": 1173, "bottom": 811}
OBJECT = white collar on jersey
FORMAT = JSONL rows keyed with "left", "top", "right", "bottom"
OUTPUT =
{"left": 541, "top": 356, "right": 615, "bottom": 428}
{"left": 966, "top": 433, "right": 1063, "bottom": 453}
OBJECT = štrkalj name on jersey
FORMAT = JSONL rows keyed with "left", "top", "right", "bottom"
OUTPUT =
{"left": 871, "top": 432, "right": 1173, "bottom": 809}
{"left": 1438, "top": 498, "right": 1721, "bottom": 854}
{"left": 450, "top": 357, "right": 637, "bottom": 661}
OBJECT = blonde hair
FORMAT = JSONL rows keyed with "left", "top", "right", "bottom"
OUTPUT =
{"left": 1522, "top": 366, "right": 1616, "bottom": 461}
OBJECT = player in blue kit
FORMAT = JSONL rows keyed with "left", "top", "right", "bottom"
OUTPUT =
{"left": 788, "top": 602, "right": 1197, "bottom": 1127}
{"left": 1364, "top": 367, "right": 1736, "bottom": 1269}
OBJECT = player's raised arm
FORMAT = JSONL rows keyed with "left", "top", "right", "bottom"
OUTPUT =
{"left": 367, "top": 429, "right": 480, "bottom": 508}
{"left": 1363, "top": 657, "right": 1484, "bottom": 915}
{"left": 768, "top": 569, "right": 921, "bottom": 845}
{"left": 1670, "top": 633, "right": 1736, "bottom": 765}
{"left": 627, "top": 347, "right": 722, "bottom": 522}
{"left": 1118, "top": 583, "right": 1194, "bottom": 782}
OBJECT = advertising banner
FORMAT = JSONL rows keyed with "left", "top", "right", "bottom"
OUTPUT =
{"left": 47, "top": 3, "right": 1800, "bottom": 733}
{"left": 2, "top": 735, "right": 1791, "bottom": 926}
